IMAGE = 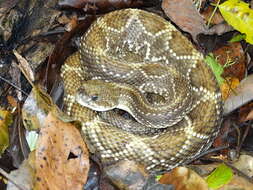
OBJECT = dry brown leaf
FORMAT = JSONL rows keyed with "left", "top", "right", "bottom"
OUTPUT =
{"left": 221, "top": 77, "right": 240, "bottom": 100}
{"left": 162, "top": 0, "right": 234, "bottom": 39}
{"left": 104, "top": 160, "right": 149, "bottom": 190}
{"left": 58, "top": 0, "right": 145, "bottom": 11}
{"left": 201, "top": 1, "right": 224, "bottom": 25}
{"left": 13, "top": 50, "right": 35, "bottom": 85}
{"left": 159, "top": 167, "right": 208, "bottom": 190}
{"left": 244, "top": 109, "right": 253, "bottom": 121}
{"left": 22, "top": 85, "right": 89, "bottom": 189}
{"left": 104, "top": 160, "right": 173, "bottom": 190}
{"left": 238, "top": 103, "right": 253, "bottom": 122}
{"left": 34, "top": 112, "right": 89, "bottom": 190}
{"left": 213, "top": 42, "right": 246, "bottom": 81}
{"left": 162, "top": 0, "right": 208, "bottom": 41}
{"left": 58, "top": 15, "right": 78, "bottom": 32}
{"left": 7, "top": 95, "right": 18, "bottom": 108}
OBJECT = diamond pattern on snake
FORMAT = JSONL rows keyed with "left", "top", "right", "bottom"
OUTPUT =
{"left": 61, "top": 9, "right": 223, "bottom": 172}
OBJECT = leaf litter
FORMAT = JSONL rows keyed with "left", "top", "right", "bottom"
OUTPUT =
{"left": 1, "top": 0, "right": 253, "bottom": 189}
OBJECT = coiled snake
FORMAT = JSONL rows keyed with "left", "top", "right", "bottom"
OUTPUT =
{"left": 61, "top": 9, "right": 223, "bottom": 172}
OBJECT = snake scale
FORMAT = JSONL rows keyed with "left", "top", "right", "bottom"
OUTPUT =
{"left": 61, "top": 9, "right": 223, "bottom": 172}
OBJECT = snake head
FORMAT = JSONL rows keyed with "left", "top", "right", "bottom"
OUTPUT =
{"left": 75, "top": 80, "right": 119, "bottom": 111}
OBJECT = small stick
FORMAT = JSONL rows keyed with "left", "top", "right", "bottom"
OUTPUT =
{"left": 0, "top": 75, "right": 29, "bottom": 96}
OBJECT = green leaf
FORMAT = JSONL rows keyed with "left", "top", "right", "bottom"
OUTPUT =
{"left": 218, "top": 0, "right": 253, "bottom": 44}
{"left": 0, "top": 110, "right": 12, "bottom": 155}
{"left": 229, "top": 33, "right": 246, "bottom": 43}
{"left": 156, "top": 175, "right": 162, "bottom": 181}
{"left": 206, "top": 163, "right": 233, "bottom": 189}
{"left": 204, "top": 53, "right": 224, "bottom": 85}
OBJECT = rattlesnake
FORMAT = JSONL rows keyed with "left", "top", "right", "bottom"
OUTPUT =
{"left": 61, "top": 9, "right": 223, "bottom": 172}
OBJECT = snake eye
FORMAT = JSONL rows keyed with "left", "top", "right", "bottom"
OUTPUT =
{"left": 91, "top": 95, "right": 98, "bottom": 101}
